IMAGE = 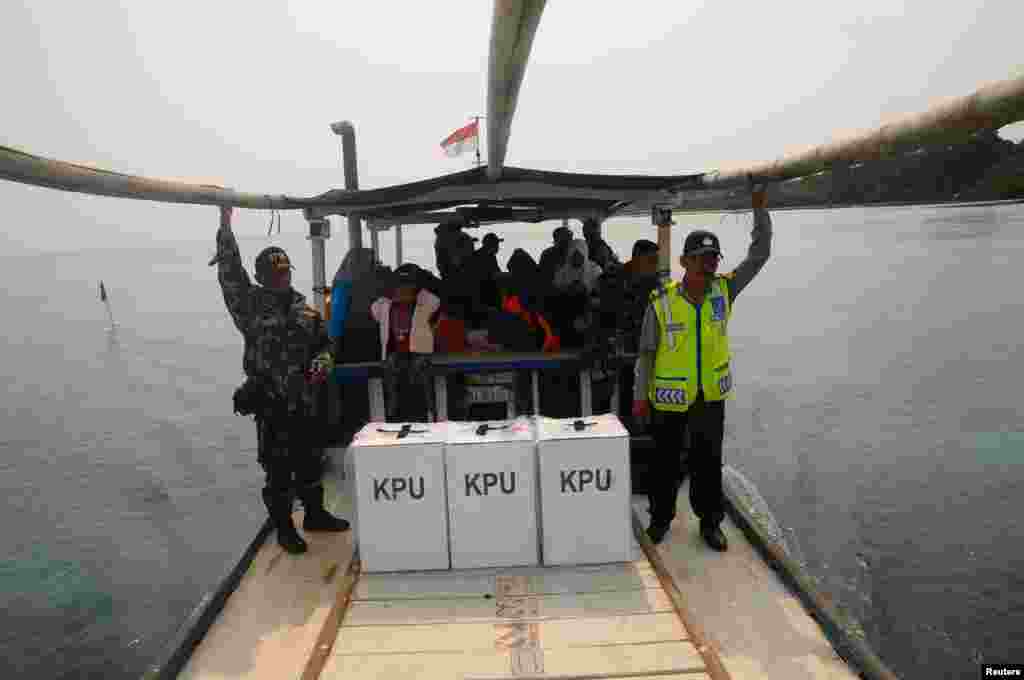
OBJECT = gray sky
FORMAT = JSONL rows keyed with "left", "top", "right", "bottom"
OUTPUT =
{"left": 2, "top": 0, "right": 1022, "bottom": 251}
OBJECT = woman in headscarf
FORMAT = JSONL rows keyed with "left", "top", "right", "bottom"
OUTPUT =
{"left": 328, "top": 248, "right": 389, "bottom": 442}
{"left": 330, "top": 248, "right": 387, "bottom": 362}
{"left": 551, "top": 239, "right": 603, "bottom": 348}
{"left": 553, "top": 239, "right": 603, "bottom": 293}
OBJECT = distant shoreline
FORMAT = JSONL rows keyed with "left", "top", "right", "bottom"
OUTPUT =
{"left": 652, "top": 197, "right": 1024, "bottom": 217}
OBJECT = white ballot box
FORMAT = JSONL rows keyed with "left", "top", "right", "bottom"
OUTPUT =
{"left": 348, "top": 422, "right": 451, "bottom": 573}
{"left": 445, "top": 418, "right": 540, "bottom": 569}
{"left": 537, "top": 414, "right": 633, "bottom": 566}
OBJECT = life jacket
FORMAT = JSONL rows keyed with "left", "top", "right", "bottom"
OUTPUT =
{"left": 502, "top": 294, "right": 560, "bottom": 352}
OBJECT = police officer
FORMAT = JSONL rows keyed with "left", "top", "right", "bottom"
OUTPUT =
{"left": 632, "top": 187, "right": 772, "bottom": 549}
{"left": 215, "top": 206, "right": 350, "bottom": 555}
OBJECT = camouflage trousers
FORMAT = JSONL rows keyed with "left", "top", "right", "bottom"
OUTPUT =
{"left": 256, "top": 413, "right": 326, "bottom": 498}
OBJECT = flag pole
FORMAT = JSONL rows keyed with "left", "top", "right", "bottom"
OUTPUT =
{"left": 474, "top": 116, "right": 483, "bottom": 168}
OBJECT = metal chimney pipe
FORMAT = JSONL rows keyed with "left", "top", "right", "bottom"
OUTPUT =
{"left": 330, "top": 120, "right": 363, "bottom": 249}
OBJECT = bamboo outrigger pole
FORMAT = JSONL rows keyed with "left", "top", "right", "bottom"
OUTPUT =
{"left": 700, "top": 73, "right": 1024, "bottom": 190}
{"left": 486, "top": 0, "right": 547, "bottom": 182}
{"left": 0, "top": 144, "right": 298, "bottom": 209}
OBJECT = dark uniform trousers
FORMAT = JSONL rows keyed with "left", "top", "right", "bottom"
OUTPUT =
{"left": 648, "top": 392, "right": 726, "bottom": 528}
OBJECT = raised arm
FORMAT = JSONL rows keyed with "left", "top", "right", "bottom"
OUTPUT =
{"left": 727, "top": 187, "right": 773, "bottom": 302}
{"left": 215, "top": 206, "right": 253, "bottom": 335}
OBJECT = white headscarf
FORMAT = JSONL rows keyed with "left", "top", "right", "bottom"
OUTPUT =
{"left": 553, "top": 239, "right": 602, "bottom": 292}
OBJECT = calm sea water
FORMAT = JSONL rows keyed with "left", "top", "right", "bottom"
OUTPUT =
{"left": 1, "top": 204, "right": 1021, "bottom": 679}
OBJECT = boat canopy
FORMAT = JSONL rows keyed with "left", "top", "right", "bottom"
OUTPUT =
{"left": 299, "top": 165, "right": 704, "bottom": 226}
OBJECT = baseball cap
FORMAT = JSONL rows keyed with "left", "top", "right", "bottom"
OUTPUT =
{"left": 393, "top": 263, "right": 420, "bottom": 287}
{"left": 552, "top": 226, "right": 572, "bottom": 241}
{"left": 254, "top": 246, "right": 294, "bottom": 284}
{"left": 482, "top": 233, "right": 504, "bottom": 247}
{"left": 683, "top": 230, "right": 722, "bottom": 257}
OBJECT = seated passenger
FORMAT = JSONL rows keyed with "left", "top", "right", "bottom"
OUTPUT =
{"left": 370, "top": 264, "right": 441, "bottom": 422}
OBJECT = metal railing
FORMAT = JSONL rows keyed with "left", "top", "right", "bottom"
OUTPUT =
{"left": 329, "top": 351, "right": 637, "bottom": 423}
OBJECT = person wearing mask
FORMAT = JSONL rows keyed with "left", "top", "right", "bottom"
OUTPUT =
{"left": 582, "top": 217, "right": 621, "bottom": 271}
{"left": 633, "top": 186, "right": 772, "bottom": 550}
{"left": 215, "top": 206, "right": 349, "bottom": 556}
{"left": 371, "top": 264, "right": 441, "bottom": 422}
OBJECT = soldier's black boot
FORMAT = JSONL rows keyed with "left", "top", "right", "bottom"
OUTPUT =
{"left": 300, "top": 485, "right": 351, "bottom": 532}
{"left": 700, "top": 521, "right": 728, "bottom": 552}
{"left": 262, "top": 488, "right": 308, "bottom": 554}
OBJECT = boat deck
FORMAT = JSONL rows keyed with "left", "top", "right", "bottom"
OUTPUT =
{"left": 179, "top": 465, "right": 858, "bottom": 680}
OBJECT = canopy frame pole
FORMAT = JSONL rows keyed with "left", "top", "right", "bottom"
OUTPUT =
{"left": 395, "top": 224, "right": 404, "bottom": 266}
{"left": 580, "top": 370, "right": 593, "bottom": 417}
{"left": 330, "top": 120, "right": 364, "bottom": 249}
{"left": 307, "top": 216, "right": 330, "bottom": 316}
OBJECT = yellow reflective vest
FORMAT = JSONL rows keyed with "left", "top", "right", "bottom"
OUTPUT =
{"left": 649, "top": 276, "right": 734, "bottom": 412}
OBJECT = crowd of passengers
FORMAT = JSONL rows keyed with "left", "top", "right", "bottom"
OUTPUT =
{"left": 323, "top": 217, "right": 661, "bottom": 429}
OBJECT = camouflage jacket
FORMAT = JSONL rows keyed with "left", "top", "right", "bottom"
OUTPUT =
{"left": 216, "top": 225, "right": 329, "bottom": 414}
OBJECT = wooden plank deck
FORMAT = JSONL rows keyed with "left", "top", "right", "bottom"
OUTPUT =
{"left": 634, "top": 484, "right": 860, "bottom": 680}
{"left": 179, "top": 459, "right": 860, "bottom": 680}
{"left": 178, "top": 475, "right": 356, "bottom": 680}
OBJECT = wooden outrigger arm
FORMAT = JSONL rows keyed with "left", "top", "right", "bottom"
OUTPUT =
{"left": 0, "top": 143, "right": 300, "bottom": 209}
{"left": 486, "top": 0, "right": 547, "bottom": 182}
{"left": 699, "top": 73, "right": 1024, "bottom": 190}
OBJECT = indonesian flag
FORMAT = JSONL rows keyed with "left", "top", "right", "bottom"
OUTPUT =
{"left": 440, "top": 120, "right": 479, "bottom": 158}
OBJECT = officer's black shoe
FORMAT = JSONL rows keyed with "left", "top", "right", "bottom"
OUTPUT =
{"left": 700, "top": 523, "right": 728, "bottom": 552}
{"left": 646, "top": 522, "right": 671, "bottom": 545}
{"left": 300, "top": 485, "right": 351, "bottom": 532}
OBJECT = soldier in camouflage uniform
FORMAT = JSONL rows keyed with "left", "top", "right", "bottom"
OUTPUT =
{"left": 215, "top": 206, "right": 349, "bottom": 555}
